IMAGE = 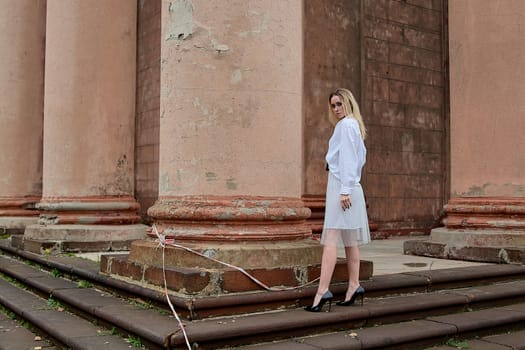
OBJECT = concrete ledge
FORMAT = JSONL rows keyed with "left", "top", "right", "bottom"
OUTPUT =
{"left": 0, "top": 216, "right": 38, "bottom": 234}
{"left": 128, "top": 239, "right": 324, "bottom": 269}
{"left": 405, "top": 239, "right": 525, "bottom": 264}
{"left": 430, "top": 227, "right": 525, "bottom": 247}
{"left": 22, "top": 224, "right": 148, "bottom": 253}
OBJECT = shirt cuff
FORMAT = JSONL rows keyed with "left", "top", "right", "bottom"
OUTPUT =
{"left": 340, "top": 185, "right": 352, "bottom": 195}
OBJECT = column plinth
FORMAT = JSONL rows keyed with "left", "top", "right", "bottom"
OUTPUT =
{"left": 405, "top": 197, "right": 525, "bottom": 263}
{"left": 114, "top": 195, "right": 336, "bottom": 295}
{"left": 132, "top": 195, "right": 319, "bottom": 268}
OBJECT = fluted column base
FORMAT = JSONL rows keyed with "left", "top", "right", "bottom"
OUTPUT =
{"left": 405, "top": 197, "right": 525, "bottom": 263}
{"left": 21, "top": 196, "right": 147, "bottom": 254}
{"left": 146, "top": 195, "right": 313, "bottom": 241}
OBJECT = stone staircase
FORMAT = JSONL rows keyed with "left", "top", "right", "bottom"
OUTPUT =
{"left": 1, "top": 238, "right": 525, "bottom": 350}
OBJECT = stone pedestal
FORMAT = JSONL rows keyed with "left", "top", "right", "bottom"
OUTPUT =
{"left": 24, "top": 197, "right": 147, "bottom": 253}
{"left": 0, "top": 0, "right": 46, "bottom": 233}
{"left": 23, "top": 0, "right": 147, "bottom": 253}
{"left": 405, "top": 197, "right": 525, "bottom": 263}
{"left": 103, "top": 195, "right": 373, "bottom": 295}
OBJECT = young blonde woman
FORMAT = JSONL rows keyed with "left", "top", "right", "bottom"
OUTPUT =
{"left": 305, "top": 88, "right": 370, "bottom": 312}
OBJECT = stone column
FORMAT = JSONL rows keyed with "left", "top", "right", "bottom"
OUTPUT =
{"left": 109, "top": 0, "right": 340, "bottom": 295}
{"left": 405, "top": 0, "right": 525, "bottom": 263}
{"left": 0, "top": 0, "right": 45, "bottom": 233}
{"left": 24, "top": 0, "right": 147, "bottom": 253}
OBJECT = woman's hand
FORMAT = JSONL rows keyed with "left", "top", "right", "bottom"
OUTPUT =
{"left": 340, "top": 194, "right": 351, "bottom": 210}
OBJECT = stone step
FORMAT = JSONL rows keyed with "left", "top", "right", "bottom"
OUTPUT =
{"left": 0, "top": 277, "right": 135, "bottom": 350}
{"left": 3, "top": 238, "right": 525, "bottom": 320}
{"left": 0, "top": 309, "right": 58, "bottom": 350}
{"left": 425, "top": 328, "right": 525, "bottom": 349}
{"left": 228, "top": 306, "right": 525, "bottom": 349}
{"left": 1, "top": 238, "right": 525, "bottom": 349}
{"left": 166, "top": 282, "right": 525, "bottom": 348}
{"left": 0, "top": 254, "right": 180, "bottom": 349}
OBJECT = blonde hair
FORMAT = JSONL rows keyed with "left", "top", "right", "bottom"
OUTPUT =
{"left": 328, "top": 88, "right": 367, "bottom": 140}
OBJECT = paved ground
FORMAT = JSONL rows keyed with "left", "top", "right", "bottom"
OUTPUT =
{"left": 351, "top": 237, "right": 490, "bottom": 275}
{"left": 77, "top": 237, "right": 492, "bottom": 276}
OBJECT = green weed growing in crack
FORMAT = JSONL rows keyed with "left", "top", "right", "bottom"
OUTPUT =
{"left": 23, "top": 260, "right": 43, "bottom": 270}
{"left": 157, "top": 308, "right": 170, "bottom": 315}
{"left": 0, "top": 304, "right": 17, "bottom": 320}
{"left": 127, "top": 335, "right": 145, "bottom": 349}
{"left": 46, "top": 297, "right": 64, "bottom": 311}
{"left": 130, "top": 299, "right": 153, "bottom": 310}
{"left": 77, "top": 280, "right": 92, "bottom": 288}
{"left": 0, "top": 272, "right": 27, "bottom": 289}
{"left": 51, "top": 268, "right": 62, "bottom": 278}
{"left": 446, "top": 338, "right": 469, "bottom": 349}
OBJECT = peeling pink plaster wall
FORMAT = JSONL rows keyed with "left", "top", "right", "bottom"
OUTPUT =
{"left": 159, "top": 0, "right": 303, "bottom": 197}
{"left": 450, "top": 0, "right": 525, "bottom": 197}
{"left": 43, "top": 1, "right": 137, "bottom": 197}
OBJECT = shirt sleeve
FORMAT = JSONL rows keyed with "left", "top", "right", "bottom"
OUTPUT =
{"left": 338, "top": 121, "right": 360, "bottom": 195}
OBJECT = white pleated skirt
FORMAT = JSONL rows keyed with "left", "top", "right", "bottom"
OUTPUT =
{"left": 321, "top": 171, "right": 371, "bottom": 247}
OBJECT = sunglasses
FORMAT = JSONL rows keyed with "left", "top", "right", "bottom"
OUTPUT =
{"left": 330, "top": 102, "right": 343, "bottom": 109}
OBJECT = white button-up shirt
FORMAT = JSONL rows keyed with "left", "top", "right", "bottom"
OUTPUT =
{"left": 325, "top": 116, "right": 367, "bottom": 195}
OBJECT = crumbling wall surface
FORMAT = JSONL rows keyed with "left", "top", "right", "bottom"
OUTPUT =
{"left": 362, "top": 0, "right": 446, "bottom": 233}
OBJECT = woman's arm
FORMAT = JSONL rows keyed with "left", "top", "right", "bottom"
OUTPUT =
{"left": 338, "top": 120, "right": 360, "bottom": 197}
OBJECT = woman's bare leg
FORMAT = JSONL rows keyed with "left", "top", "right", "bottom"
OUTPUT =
{"left": 312, "top": 244, "right": 337, "bottom": 306}
{"left": 343, "top": 245, "right": 360, "bottom": 301}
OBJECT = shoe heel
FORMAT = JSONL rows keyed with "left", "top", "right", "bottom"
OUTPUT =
{"left": 304, "top": 291, "right": 333, "bottom": 312}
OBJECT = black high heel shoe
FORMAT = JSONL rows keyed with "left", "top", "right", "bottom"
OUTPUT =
{"left": 304, "top": 291, "right": 333, "bottom": 312}
{"left": 336, "top": 286, "right": 365, "bottom": 306}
